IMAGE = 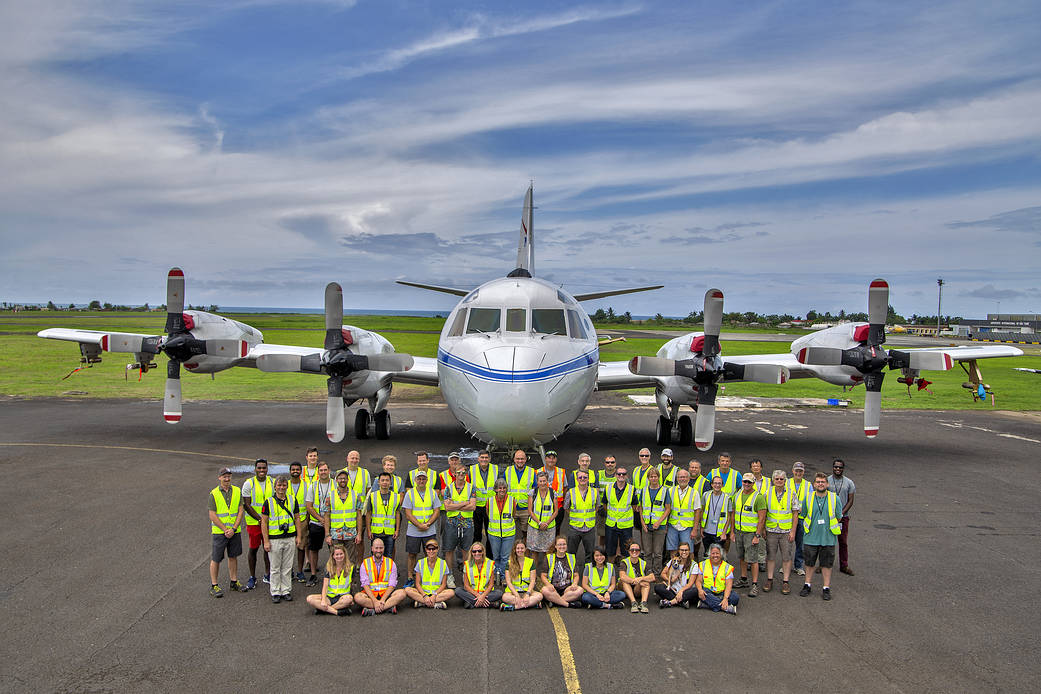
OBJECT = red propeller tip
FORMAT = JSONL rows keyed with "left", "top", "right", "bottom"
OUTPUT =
{"left": 164, "top": 415, "right": 181, "bottom": 423}
{"left": 869, "top": 280, "right": 887, "bottom": 288}
{"left": 796, "top": 348, "right": 807, "bottom": 363}
{"left": 695, "top": 441, "right": 711, "bottom": 450}
{"left": 864, "top": 427, "right": 878, "bottom": 438}
{"left": 168, "top": 269, "right": 184, "bottom": 277}
{"left": 709, "top": 290, "right": 723, "bottom": 299}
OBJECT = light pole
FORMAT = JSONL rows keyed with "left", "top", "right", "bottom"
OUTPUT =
{"left": 937, "top": 278, "right": 944, "bottom": 336}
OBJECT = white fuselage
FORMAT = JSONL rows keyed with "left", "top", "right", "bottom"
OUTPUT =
{"left": 436, "top": 277, "right": 599, "bottom": 447}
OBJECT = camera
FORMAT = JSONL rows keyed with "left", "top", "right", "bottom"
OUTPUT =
{"left": 279, "top": 523, "right": 290, "bottom": 533}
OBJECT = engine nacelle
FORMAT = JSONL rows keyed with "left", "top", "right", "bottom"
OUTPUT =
{"left": 180, "top": 311, "right": 263, "bottom": 374}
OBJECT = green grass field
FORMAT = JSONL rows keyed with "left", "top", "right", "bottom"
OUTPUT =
{"left": 2, "top": 310, "right": 1037, "bottom": 410}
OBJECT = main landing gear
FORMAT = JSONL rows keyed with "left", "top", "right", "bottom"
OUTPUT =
{"left": 354, "top": 408, "right": 391, "bottom": 440}
{"left": 655, "top": 413, "right": 693, "bottom": 447}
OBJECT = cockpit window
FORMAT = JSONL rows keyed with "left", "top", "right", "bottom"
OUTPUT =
{"left": 447, "top": 309, "right": 466, "bottom": 337}
{"left": 466, "top": 308, "right": 500, "bottom": 334}
{"left": 506, "top": 308, "right": 526, "bottom": 332}
{"left": 532, "top": 309, "right": 566, "bottom": 335}
{"left": 567, "top": 309, "right": 588, "bottom": 339}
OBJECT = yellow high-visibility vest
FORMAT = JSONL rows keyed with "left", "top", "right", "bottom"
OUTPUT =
{"left": 210, "top": 485, "right": 241, "bottom": 534}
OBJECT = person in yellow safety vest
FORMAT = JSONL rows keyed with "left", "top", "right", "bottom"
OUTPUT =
{"left": 486, "top": 479, "right": 516, "bottom": 585}
{"left": 341, "top": 450, "right": 371, "bottom": 499}
{"left": 580, "top": 546, "right": 625, "bottom": 609}
{"left": 764, "top": 470, "right": 801, "bottom": 596}
{"left": 596, "top": 455, "right": 617, "bottom": 547}
{"left": 353, "top": 537, "right": 407, "bottom": 616}
{"left": 695, "top": 543, "right": 738, "bottom": 614}
{"left": 325, "top": 469, "right": 364, "bottom": 579}
{"left": 241, "top": 458, "right": 272, "bottom": 591}
{"left": 401, "top": 469, "right": 442, "bottom": 588}
{"left": 439, "top": 452, "right": 470, "bottom": 503}
{"left": 303, "top": 446, "right": 321, "bottom": 490}
{"left": 787, "top": 461, "right": 811, "bottom": 577}
{"left": 618, "top": 539, "right": 656, "bottom": 613}
{"left": 603, "top": 467, "right": 636, "bottom": 564}
{"left": 208, "top": 466, "right": 246, "bottom": 597}
{"left": 567, "top": 452, "right": 599, "bottom": 493}
{"left": 288, "top": 462, "right": 310, "bottom": 585}
{"left": 403, "top": 538, "right": 453, "bottom": 609}
{"left": 505, "top": 450, "right": 535, "bottom": 535}
{"left": 407, "top": 451, "right": 439, "bottom": 491}
{"left": 303, "top": 461, "right": 332, "bottom": 588}
{"left": 638, "top": 466, "right": 672, "bottom": 577}
{"left": 500, "top": 539, "right": 544, "bottom": 610}
{"left": 708, "top": 452, "right": 740, "bottom": 498}
{"left": 658, "top": 448, "right": 678, "bottom": 487}
{"left": 260, "top": 476, "right": 305, "bottom": 603}
{"left": 455, "top": 542, "right": 503, "bottom": 608}
{"left": 369, "top": 455, "right": 404, "bottom": 499}
{"left": 564, "top": 469, "right": 599, "bottom": 565}
{"left": 539, "top": 536, "right": 584, "bottom": 608}
{"left": 749, "top": 458, "right": 770, "bottom": 495}
{"left": 365, "top": 471, "right": 401, "bottom": 560}
{"left": 441, "top": 471, "right": 476, "bottom": 589}
{"left": 306, "top": 543, "right": 355, "bottom": 616}
{"left": 469, "top": 451, "right": 499, "bottom": 546}
{"left": 632, "top": 447, "right": 655, "bottom": 491}
{"left": 697, "top": 475, "right": 734, "bottom": 552}
{"left": 527, "top": 471, "right": 558, "bottom": 567}
{"left": 686, "top": 460, "right": 710, "bottom": 559}
{"left": 654, "top": 542, "right": 701, "bottom": 609}
{"left": 799, "top": 472, "right": 842, "bottom": 601}
{"left": 538, "top": 450, "right": 568, "bottom": 535}
{"left": 666, "top": 469, "right": 702, "bottom": 564}
{"left": 731, "top": 473, "right": 767, "bottom": 597}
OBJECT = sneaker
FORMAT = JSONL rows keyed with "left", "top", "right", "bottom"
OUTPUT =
{"left": 306, "top": 574, "right": 318, "bottom": 587}
{"left": 361, "top": 608, "right": 375, "bottom": 617}
{"left": 695, "top": 600, "right": 702, "bottom": 609}
{"left": 500, "top": 603, "right": 515, "bottom": 611}
{"left": 271, "top": 594, "right": 281, "bottom": 604}
{"left": 389, "top": 606, "right": 398, "bottom": 614}
{"left": 749, "top": 583, "right": 759, "bottom": 597}
{"left": 567, "top": 601, "right": 583, "bottom": 609}
{"left": 799, "top": 584, "right": 811, "bottom": 597}
{"left": 210, "top": 584, "right": 223, "bottom": 598}
{"left": 659, "top": 599, "right": 672, "bottom": 609}
{"left": 337, "top": 608, "right": 352, "bottom": 616}
{"left": 796, "top": 567, "right": 805, "bottom": 576}
{"left": 414, "top": 600, "right": 421, "bottom": 609}
{"left": 282, "top": 593, "right": 293, "bottom": 602}
{"left": 725, "top": 604, "right": 737, "bottom": 615}
{"left": 733, "top": 576, "right": 749, "bottom": 589}
{"left": 639, "top": 602, "right": 649, "bottom": 614}
{"left": 313, "top": 607, "right": 324, "bottom": 615}
{"left": 681, "top": 600, "right": 690, "bottom": 609}
{"left": 246, "top": 576, "right": 257, "bottom": 590}
{"left": 447, "top": 575, "right": 457, "bottom": 589}
{"left": 840, "top": 566, "right": 855, "bottom": 576}
{"left": 229, "top": 581, "right": 244, "bottom": 592}
{"left": 404, "top": 579, "right": 415, "bottom": 588}
{"left": 263, "top": 574, "right": 270, "bottom": 584}
{"left": 294, "top": 571, "right": 306, "bottom": 583}
{"left": 822, "top": 587, "right": 832, "bottom": 601}
{"left": 535, "top": 602, "right": 543, "bottom": 609}
{"left": 435, "top": 601, "right": 447, "bottom": 610}
{"left": 631, "top": 603, "right": 640, "bottom": 613}
{"left": 601, "top": 604, "right": 612, "bottom": 609}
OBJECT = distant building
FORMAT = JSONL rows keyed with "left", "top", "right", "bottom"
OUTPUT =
{"left": 958, "top": 314, "right": 1041, "bottom": 335}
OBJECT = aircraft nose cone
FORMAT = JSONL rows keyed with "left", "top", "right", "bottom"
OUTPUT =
{"left": 480, "top": 346, "right": 544, "bottom": 378}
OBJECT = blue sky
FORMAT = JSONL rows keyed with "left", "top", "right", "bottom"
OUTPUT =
{"left": 2, "top": 0, "right": 1039, "bottom": 319}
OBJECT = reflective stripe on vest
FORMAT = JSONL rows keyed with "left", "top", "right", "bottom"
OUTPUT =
{"left": 546, "top": 553, "right": 576, "bottom": 579}
{"left": 568, "top": 486, "right": 597, "bottom": 530}
{"left": 469, "top": 464, "right": 499, "bottom": 507}
{"left": 466, "top": 558, "right": 494, "bottom": 591}
{"left": 528, "top": 489, "right": 555, "bottom": 529}
{"left": 446, "top": 482, "right": 475, "bottom": 519}
{"left": 700, "top": 492, "right": 729, "bottom": 530}
{"left": 659, "top": 464, "right": 678, "bottom": 486}
{"left": 622, "top": 556, "right": 647, "bottom": 578}
{"left": 766, "top": 488, "right": 795, "bottom": 531}
{"left": 211, "top": 485, "right": 241, "bottom": 534}
{"left": 409, "top": 468, "right": 432, "bottom": 487}
{"left": 266, "top": 495, "right": 297, "bottom": 537}
{"left": 328, "top": 567, "right": 353, "bottom": 597}
{"left": 640, "top": 486, "right": 668, "bottom": 525}
{"left": 753, "top": 477, "right": 770, "bottom": 496}
{"left": 539, "top": 467, "right": 566, "bottom": 508}
{"left": 709, "top": 469, "right": 739, "bottom": 497}
{"left": 733, "top": 490, "right": 762, "bottom": 533}
{"left": 632, "top": 465, "right": 654, "bottom": 490}
{"left": 787, "top": 478, "right": 811, "bottom": 519}
{"left": 803, "top": 491, "right": 842, "bottom": 535}
{"left": 419, "top": 558, "right": 447, "bottom": 594}
{"left": 288, "top": 480, "right": 307, "bottom": 522}
{"left": 605, "top": 484, "right": 635, "bottom": 529}
{"left": 587, "top": 563, "right": 614, "bottom": 592}
{"left": 364, "top": 556, "right": 392, "bottom": 592}
{"left": 700, "top": 559, "right": 731, "bottom": 592}
{"left": 509, "top": 556, "right": 535, "bottom": 592}
{"left": 330, "top": 489, "right": 358, "bottom": 530}
{"left": 670, "top": 485, "right": 698, "bottom": 528}
{"left": 245, "top": 476, "right": 273, "bottom": 526}
{"left": 409, "top": 486, "right": 436, "bottom": 525}
{"left": 345, "top": 468, "right": 370, "bottom": 497}
{"left": 368, "top": 491, "right": 399, "bottom": 534}
{"left": 506, "top": 466, "right": 535, "bottom": 508}
{"left": 487, "top": 496, "right": 515, "bottom": 538}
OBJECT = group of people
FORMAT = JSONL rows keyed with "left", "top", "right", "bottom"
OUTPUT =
{"left": 208, "top": 446, "right": 856, "bottom": 615}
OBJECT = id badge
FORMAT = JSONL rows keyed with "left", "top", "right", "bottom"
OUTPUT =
{"left": 817, "top": 519, "right": 825, "bottom": 525}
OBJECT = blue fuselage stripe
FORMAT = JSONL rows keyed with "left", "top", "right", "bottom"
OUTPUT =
{"left": 437, "top": 348, "right": 598, "bottom": 382}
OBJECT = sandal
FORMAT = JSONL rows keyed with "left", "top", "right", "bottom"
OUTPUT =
{"left": 782, "top": 581, "right": 791, "bottom": 595}
{"left": 762, "top": 579, "right": 773, "bottom": 593}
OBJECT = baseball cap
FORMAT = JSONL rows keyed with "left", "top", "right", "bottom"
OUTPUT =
{"left": 335, "top": 469, "right": 348, "bottom": 478}
{"left": 546, "top": 450, "right": 558, "bottom": 457}
{"left": 448, "top": 451, "right": 460, "bottom": 459}
{"left": 792, "top": 461, "right": 805, "bottom": 471}
{"left": 218, "top": 467, "right": 232, "bottom": 476}
{"left": 742, "top": 473, "right": 755, "bottom": 482}
{"left": 661, "top": 448, "right": 674, "bottom": 457}
{"left": 416, "top": 469, "right": 429, "bottom": 477}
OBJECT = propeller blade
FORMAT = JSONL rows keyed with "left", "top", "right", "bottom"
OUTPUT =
{"left": 723, "top": 362, "right": 789, "bottom": 384}
{"left": 868, "top": 279, "right": 888, "bottom": 345}
{"left": 905, "top": 350, "right": 953, "bottom": 372}
{"left": 204, "top": 340, "right": 248, "bottom": 358}
{"left": 327, "top": 377, "right": 345, "bottom": 442}
{"left": 102, "top": 332, "right": 152, "bottom": 354}
{"left": 165, "top": 268, "right": 186, "bottom": 334}
{"left": 628, "top": 356, "right": 678, "bottom": 377}
{"left": 364, "top": 353, "right": 415, "bottom": 372}
{"left": 694, "top": 383, "right": 717, "bottom": 450}
{"left": 324, "top": 282, "right": 345, "bottom": 350}
{"left": 796, "top": 347, "right": 845, "bottom": 365}
{"left": 164, "top": 360, "right": 182, "bottom": 423}
{"left": 863, "top": 371, "right": 884, "bottom": 438}
{"left": 702, "top": 289, "right": 723, "bottom": 357}
{"left": 256, "top": 354, "right": 301, "bottom": 372}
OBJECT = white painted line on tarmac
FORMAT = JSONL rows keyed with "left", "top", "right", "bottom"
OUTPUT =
{"left": 755, "top": 426, "right": 775, "bottom": 435}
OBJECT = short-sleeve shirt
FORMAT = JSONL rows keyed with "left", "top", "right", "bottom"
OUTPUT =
{"left": 207, "top": 485, "right": 235, "bottom": 512}
{"left": 402, "top": 488, "right": 442, "bottom": 537}
{"left": 804, "top": 493, "right": 842, "bottom": 547}
{"left": 701, "top": 492, "right": 735, "bottom": 535}
{"left": 305, "top": 480, "right": 334, "bottom": 525}
{"left": 538, "top": 556, "right": 574, "bottom": 588}
{"left": 826, "top": 475, "right": 855, "bottom": 516}
{"left": 664, "top": 561, "right": 701, "bottom": 592}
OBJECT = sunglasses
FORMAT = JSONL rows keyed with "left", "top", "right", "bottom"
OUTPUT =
{"left": 628, "top": 547, "right": 641, "bottom": 552}
{"left": 639, "top": 454, "right": 650, "bottom": 458}
{"left": 472, "top": 549, "right": 484, "bottom": 554}
{"left": 617, "top": 472, "right": 628, "bottom": 476}
{"left": 425, "top": 545, "right": 438, "bottom": 550}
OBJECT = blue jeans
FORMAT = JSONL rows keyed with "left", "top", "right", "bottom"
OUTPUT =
{"left": 697, "top": 590, "right": 739, "bottom": 612}
{"left": 581, "top": 590, "right": 625, "bottom": 608}
{"left": 665, "top": 524, "right": 698, "bottom": 551}
{"left": 488, "top": 534, "right": 515, "bottom": 582}
{"left": 793, "top": 523, "right": 805, "bottom": 570}
{"left": 604, "top": 526, "right": 632, "bottom": 557}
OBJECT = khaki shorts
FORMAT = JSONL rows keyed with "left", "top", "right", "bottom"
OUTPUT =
{"left": 734, "top": 531, "right": 765, "bottom": 563}
{"left": 766, "top": 532, "right": 793, "bottom": 563}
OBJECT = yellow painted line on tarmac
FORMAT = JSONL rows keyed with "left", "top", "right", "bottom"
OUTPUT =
{"left": 0, "top": 442, "right": 254, "bottom": 461}
{"left": 548, "top": 607, "right": 583, "bottom": 694}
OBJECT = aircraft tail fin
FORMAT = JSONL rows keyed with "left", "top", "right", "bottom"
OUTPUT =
{"left": 512, "top": 184, "right": 534, "bottom": 276}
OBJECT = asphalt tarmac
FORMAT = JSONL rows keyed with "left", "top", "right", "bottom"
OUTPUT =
{"left": 1, "top": 397, "right": 1039, "bottom": 693}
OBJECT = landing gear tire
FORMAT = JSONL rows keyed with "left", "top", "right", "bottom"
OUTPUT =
{"left": 374, "top": 410, "right": 391, "bottom": 440}
{"left": 677, "top": 415, "right": 693, "bottom": 447}
{"left": 354, "top": 408, "right": 371, "bottom": 439}
{"left": 655, "top": 416, "right": 672, "bottom": 446}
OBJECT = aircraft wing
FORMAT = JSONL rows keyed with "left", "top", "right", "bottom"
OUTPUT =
{"left": 388, "top": 355, "right": 439, "bottom": 386}
{"left": 596, "top": 360, "right": 659, "bottom": 391}
{"left": 38, "top": 328, "right": 155, "bottom": 346}
{"left": 895, "top": 344, "right": 1024, "bottom": 360}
